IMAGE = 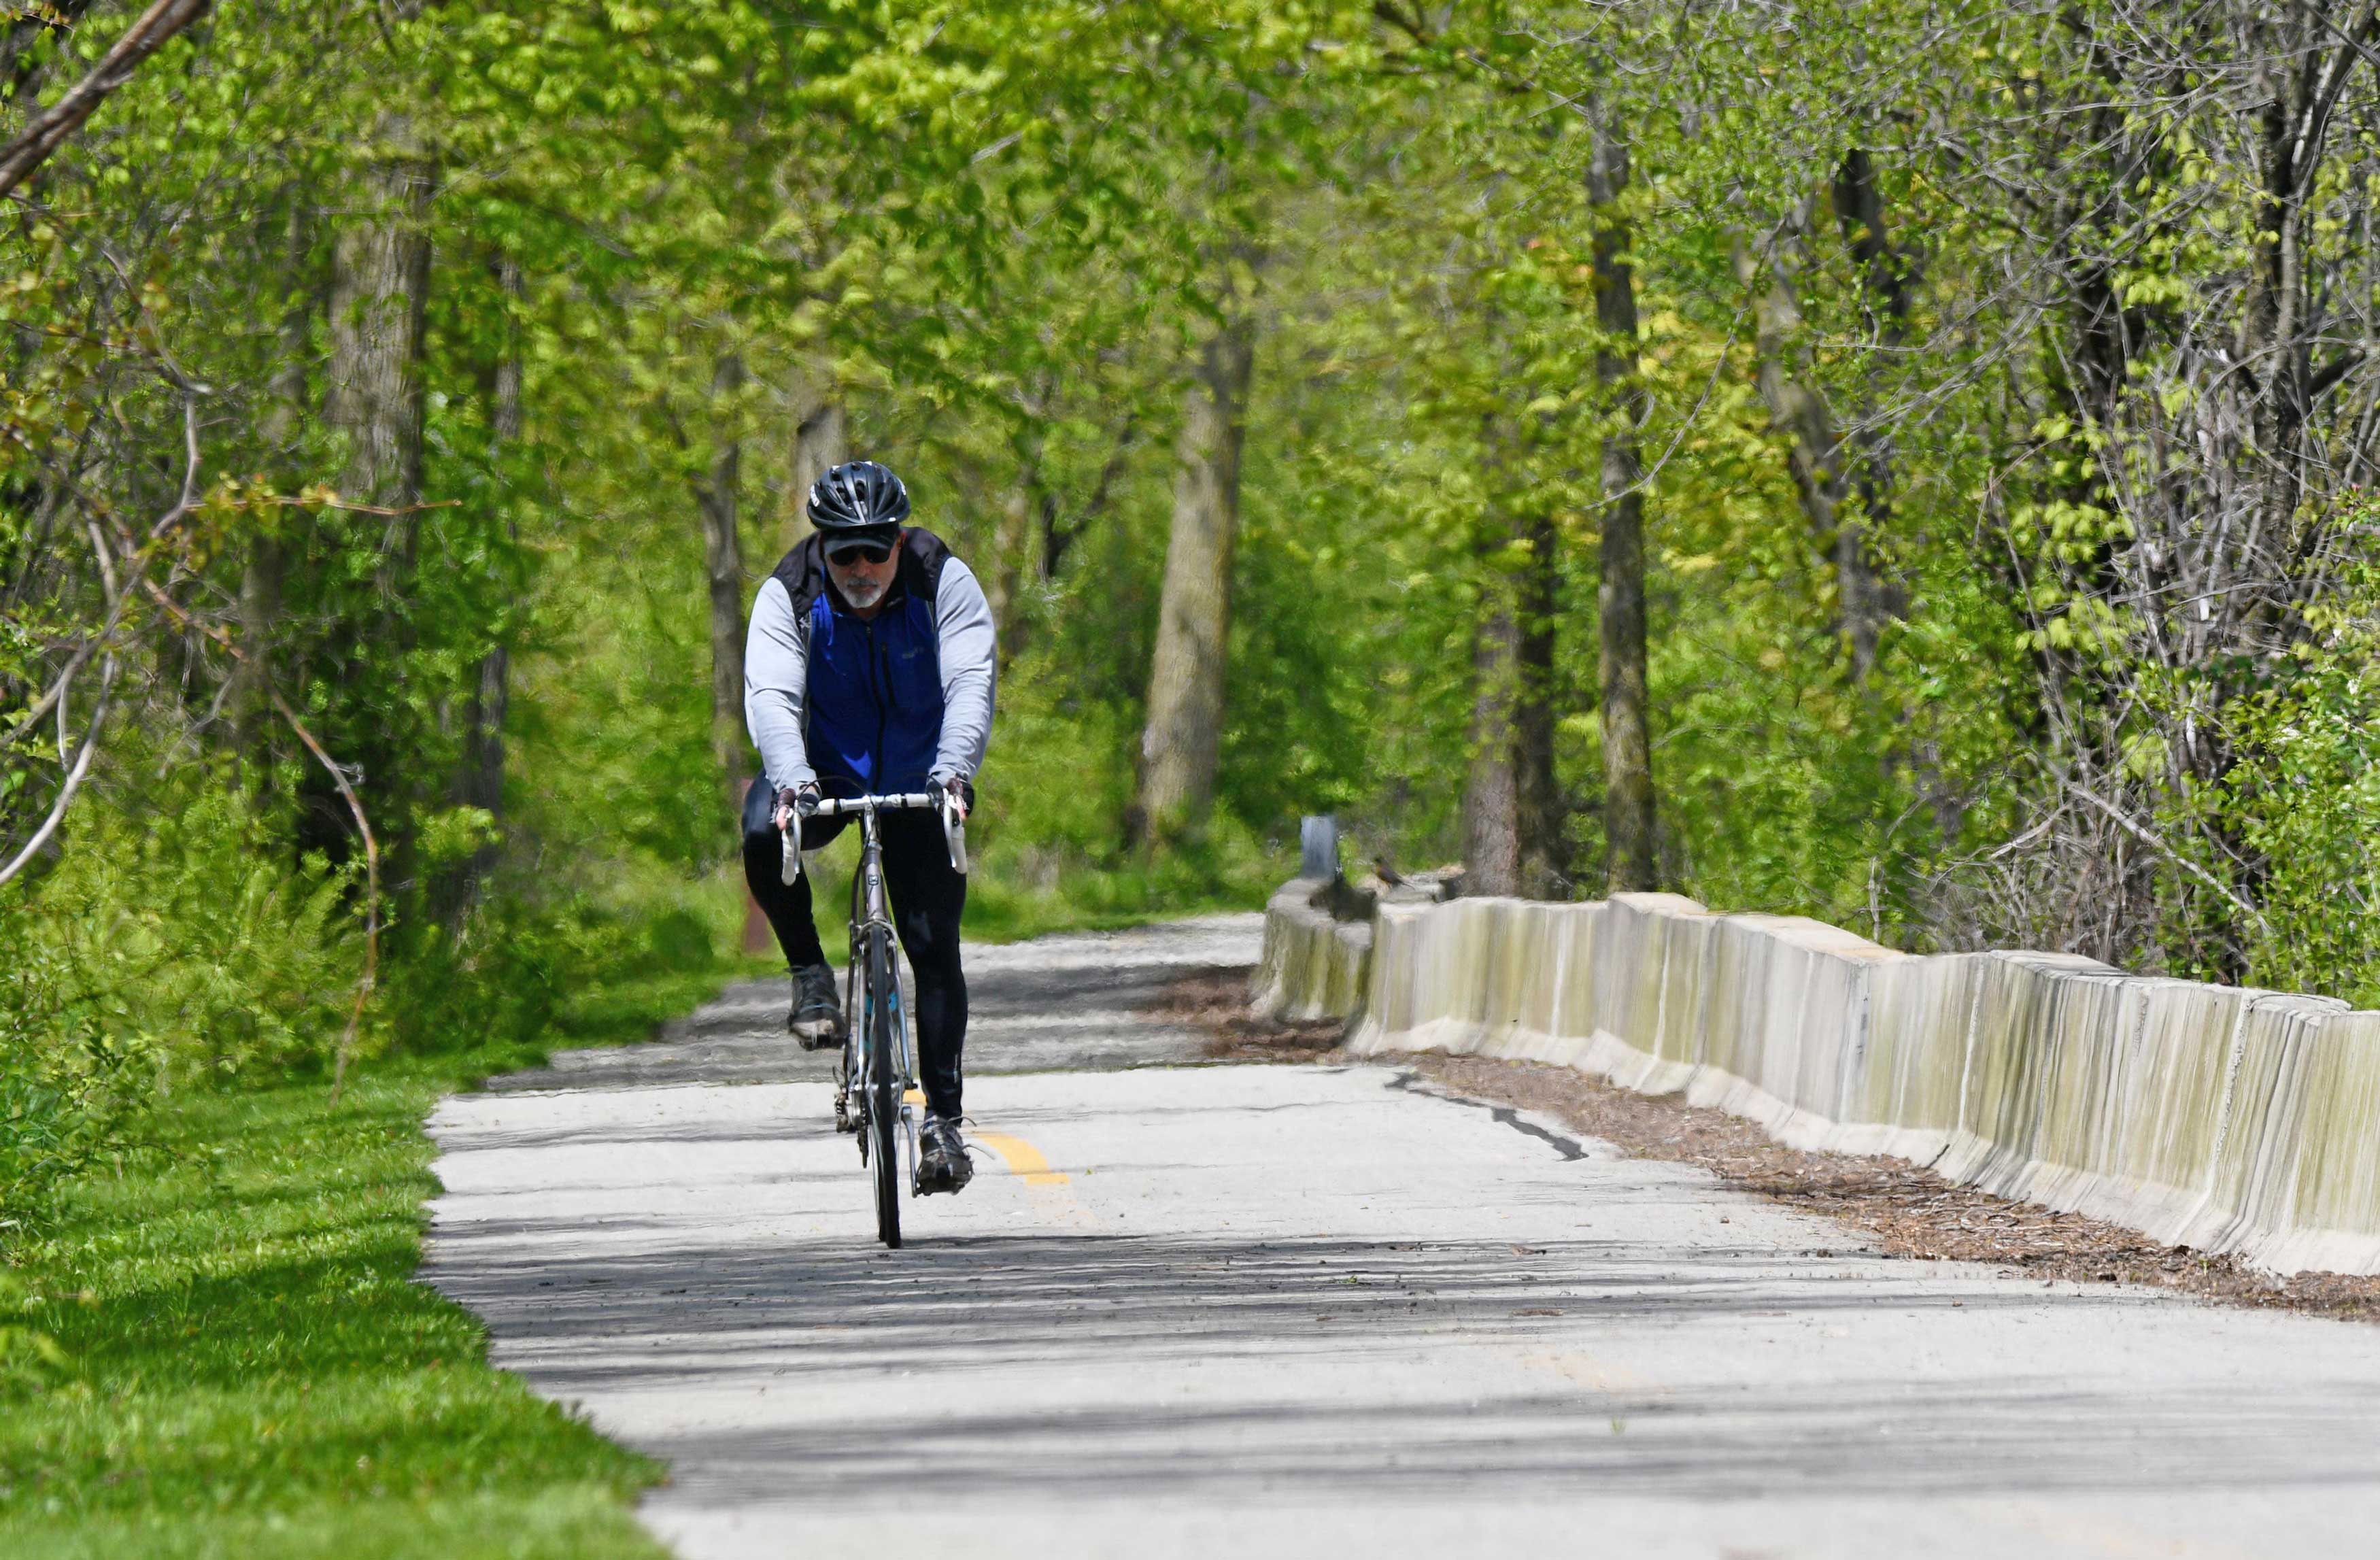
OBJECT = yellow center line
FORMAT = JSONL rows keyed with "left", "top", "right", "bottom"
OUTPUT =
{"left": 972, "top": 1130, "right": 1070, "bottom": 1187}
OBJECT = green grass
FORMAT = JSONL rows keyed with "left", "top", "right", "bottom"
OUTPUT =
{"left": 961, "top": 852, "right": 1284, "bottom": 943}
{"left": 0, "top": 964, "right": 728, "bottom": 1559}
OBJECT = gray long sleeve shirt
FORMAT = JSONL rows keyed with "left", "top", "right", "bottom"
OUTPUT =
{"left": 742, "top": 556, "right": 997, "bottom": 794}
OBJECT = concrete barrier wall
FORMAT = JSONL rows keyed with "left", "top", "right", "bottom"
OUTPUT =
{"left": 1249, "top": 879, "right": 1373, "bottom": 1024}
{"left": 1288, "top": 883, "right": 2380, "bottom": 1276}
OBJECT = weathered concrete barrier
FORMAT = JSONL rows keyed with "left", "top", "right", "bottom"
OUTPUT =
{"left": 1249, "top": 878, "right": 1372, "bottom": 1024}
{"left": 1282, "top": 883, "right": 2380, "bottom": 1275}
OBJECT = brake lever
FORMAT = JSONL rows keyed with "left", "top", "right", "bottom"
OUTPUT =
{"left": 780, "top": 813, "right": 803, "bottom": 886}
{"left": 940, "top": 791, "right": 970, "bottom": 876}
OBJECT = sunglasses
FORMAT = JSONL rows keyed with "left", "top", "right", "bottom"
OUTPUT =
{"left": 825, "top": 537, "right": 896, "bottom": 566}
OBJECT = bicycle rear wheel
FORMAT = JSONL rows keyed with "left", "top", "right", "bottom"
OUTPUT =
{"left": 865, "top": 926, "right": 902, "bottom": 1249}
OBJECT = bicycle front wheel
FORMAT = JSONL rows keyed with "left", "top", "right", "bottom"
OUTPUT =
{"left": 866, "top": 926, "right": 902, "bottom": 1249}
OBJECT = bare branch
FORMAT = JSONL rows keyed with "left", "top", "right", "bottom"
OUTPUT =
{"left": 2067, "top": 785, "right": 2273, "bottom": 940}
{"left": 0, "top": 650, "right": 115, "bottom": 889}
{"left": 3, "top": 394, "right": 203, "bottom": 745}
{"left": 277, "top": 685, "right": 378, "bottom": 1110}
{"left": 0, "top": 0, "right": 211, "bottom": 202}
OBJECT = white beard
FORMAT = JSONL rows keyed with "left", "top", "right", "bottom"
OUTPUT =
{"left": 838, "top": 575, "right": 889, "bottom": 610}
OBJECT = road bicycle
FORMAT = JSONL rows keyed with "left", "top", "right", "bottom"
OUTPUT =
{"left": 781, "top": 788, "right": 968, "bottom": 1249}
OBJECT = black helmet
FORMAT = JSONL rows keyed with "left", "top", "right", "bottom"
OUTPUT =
{"left": 807, "top": 459, "right": 911, "bottom": 532}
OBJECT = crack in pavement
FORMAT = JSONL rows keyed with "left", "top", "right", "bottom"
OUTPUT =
{"left": 1380, "top": 1067, "right": 1592, "bottom": 1163}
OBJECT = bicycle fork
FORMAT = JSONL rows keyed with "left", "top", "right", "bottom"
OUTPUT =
{"left": 840, "top": 813, "right": 922, "bottom": 1193}
{"left": 847, "top": 969, "right": 919, "bottom": 1177}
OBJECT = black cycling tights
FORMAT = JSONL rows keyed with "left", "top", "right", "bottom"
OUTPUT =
{"left": 741, "top": 776, "right": 969, "bottom": 1121}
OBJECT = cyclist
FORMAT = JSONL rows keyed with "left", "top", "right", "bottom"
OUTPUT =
{"left": 741, "top": 459, "right": 995, "bottom": 1194}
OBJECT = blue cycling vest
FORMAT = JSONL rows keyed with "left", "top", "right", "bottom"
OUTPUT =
{"left": 767, "top": 529, "right": 952, "bottom": 794}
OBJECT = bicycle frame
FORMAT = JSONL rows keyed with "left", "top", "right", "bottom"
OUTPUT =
{"left": 799, "top": 790, "right": 965, "bottom": 1207}
{"left": 842, "top": 798, "right": 898, "bottom": 975}
{"left": 844, "top": 798, "right": 919, "bottom": 1200}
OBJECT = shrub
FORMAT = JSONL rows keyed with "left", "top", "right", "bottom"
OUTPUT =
{"left": 26, "top": 781, "right": 366, "bottom": 1085}
{"left": 1, "top": 777, "right": 367, "bottom": 1231}
{"left": 0, "top": 905, "right": 153, "bottom": 1234}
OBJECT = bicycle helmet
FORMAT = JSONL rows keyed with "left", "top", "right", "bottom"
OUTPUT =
{"left": 807, "top": 459, "right": 911, "bottom": 534}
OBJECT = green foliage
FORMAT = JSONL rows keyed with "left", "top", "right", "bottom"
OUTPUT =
{"left": 1, "top": 0, "right": 2364, "bottom": 999}
{"left": 2217, "top": 682, "right": 2380, "bottom": 1003}
{"left": 25, "top": 784, "right": 364, "bottom": 1087}
{"left": 2139, "top": 547, "right": 2380, "bottom": 1006}
{"left": 0, "top": 916, "right": 151, "bottom": 1237}
{"left": 1, "top": 776, "right": 367, "bottom": 1232}
{"left": 0, "top": 1267, "right": 70, "bottom": 1395}
{"left": 962, "top": 677, "right": 1289, "bottom": 940}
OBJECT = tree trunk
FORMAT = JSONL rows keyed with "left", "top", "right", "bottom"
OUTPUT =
{"left": 443, "top": 256, "right": 524, "bottom": 920}
{"left": 988, "top": 473, "right": 1041, "bottom": 668}
{"left": 1514, "top": 507, "right": 1564, "bottom": 894}
{"left": 1131, "top": 308, "right": 1257, "bottom": 847}
{"left": 227, "top": 540, "right": 283, "bottom": 770}
{"left": 1828, "top": 148, "right": 1910, "bottom": 677}
{"left": 1463, "top": 598, "right": 1521, "bottom": 898}
{"left": 326, "top": 118, "right": 433, "bottom": 535}
{"left": 785, "top": 359, "right": 846, "bottom": 543}
{"left": 1044, "top": 414, "right": 1135, "bottom": 583}
{"left": 1733, "top": 223, "right": 1880, "bottom": 676}
{"left": 456, "top": 651, "right": 507, "bottom": 823}
{"left": 318, "top": 105, "right": 435, "bottom": 884}
{"left": 1589, "top": 105, "right": 1659, "bottom": 894}
{"left": 694, "top": 354, "right": 750, "bottom": 823}
{"left": 428, "top": 644, "right": 511, "bottom": 929}
{"left": 231, "top": 200, "right": 320, "bottom": 776}
{"left": 979, "top": 423, "right": 1047, "bottom": 666}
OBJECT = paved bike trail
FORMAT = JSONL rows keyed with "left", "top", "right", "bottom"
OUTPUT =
{"left": 423, "top": 915, "right": 2380, "bottom": 1559}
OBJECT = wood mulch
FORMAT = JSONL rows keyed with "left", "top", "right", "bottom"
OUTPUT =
{"left": 1146, "top": 967, "right": 1347, "bottom": 1062}
{"left": 1150, "top": 971, "right": 2380, "bottom": 1324}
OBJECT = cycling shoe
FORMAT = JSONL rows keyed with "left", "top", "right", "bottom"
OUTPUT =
{"left": 787, "top": 964, "right": 845, "bottom": 1051}
{"left": 917, "top": 1114, "right": 974, "bottom": 1195}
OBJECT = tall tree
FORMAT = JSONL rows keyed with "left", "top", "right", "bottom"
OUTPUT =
{"left": 981, "top": 419, "right": 1048, "bottom": 664}
{"left": 316, "top": 21, "right": 437, "bottom": 883}
{"left": 1462, "top": 543, "right": 1523, "bottom": 896}
{"left": 785, "top": 365, "right": 845, "bottom": 543}
{"left": 1132, "top": 302, "right": 1257, "bottom": 845}
{"left": 1588, "top": 103, "right": 1657, "bottom": 893}
{"left": 693, "top": 354, "right": 751, "bottom": 821}
{"left": 1829, "top": 147, "right": 1909, "bottom": 677}
{"left": 441, "top": 255, "right": 526, "bottom": 919}
{"left": 227, "top": 198, "right": 316, "bottom": 775}
{"left": 325, "top": 128, "right": 432, "bottom": 540}
{"left": 1512, "top": 505, "right": 1563, "bottom": 891}
{"left": 1461, "top": 452, "right": 1566, "bottom": 898}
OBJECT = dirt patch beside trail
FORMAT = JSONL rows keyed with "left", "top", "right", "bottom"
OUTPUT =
{"left": 1146, "top": 972, "right": 2380, "bottom": 1323}
{"left": 1145, "top": 967, "right": 1346, "bottom": 1062}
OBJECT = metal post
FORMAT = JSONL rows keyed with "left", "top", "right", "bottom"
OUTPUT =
{"left": 1299, "top": 815, "right": 1340, "bottom": 882}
